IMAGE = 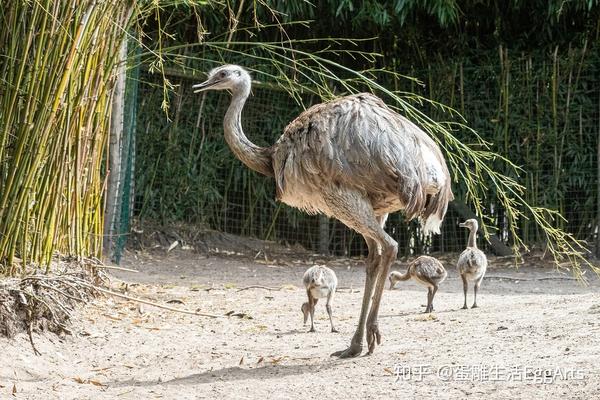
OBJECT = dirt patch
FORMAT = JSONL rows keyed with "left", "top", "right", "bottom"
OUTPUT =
{"left": 1, "top": 249, "right": 599, "bottom": 399}
{"left": 127, "top": 221, "right": 310, "bottom": 259}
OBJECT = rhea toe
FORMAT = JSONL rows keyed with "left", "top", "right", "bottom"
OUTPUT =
{"left": 302, "top": 265, "right": 338, "bottom": 333}
{"left": 457, "top": 219, "right": 488, "bottom": 309}
{"left": 389, "top": 255, "right": 447, "bottom": 313}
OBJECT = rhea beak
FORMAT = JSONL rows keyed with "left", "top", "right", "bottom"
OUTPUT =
{"left": 458, "top": 222, "right": 466, "bottom": 228}
{"left": 192, "top": 79, "right": 218, "bottom": 93}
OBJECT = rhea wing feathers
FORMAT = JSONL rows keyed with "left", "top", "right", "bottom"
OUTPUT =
{"left": 272, "top": 93, "right": 453, "bottom": 233}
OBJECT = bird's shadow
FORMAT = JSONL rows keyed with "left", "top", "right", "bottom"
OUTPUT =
{"left": 107, "top": 360, "right": 340, "bottom": 388}
{"left": 265, "top": 328, "right": 307, "bottom": 336}
{"left": 380, "top": 308, "right": 463, "bottom": 318}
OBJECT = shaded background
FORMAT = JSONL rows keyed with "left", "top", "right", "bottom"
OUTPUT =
{"left": 118, "top": 1, "right": 600, "bottom": 258}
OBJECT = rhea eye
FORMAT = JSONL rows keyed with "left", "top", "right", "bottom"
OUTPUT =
{"left": 219, "top": 71, "right": 227, "bottom": 78}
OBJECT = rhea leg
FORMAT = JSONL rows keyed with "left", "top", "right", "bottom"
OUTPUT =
{"left": 331, "top": 239, "right": 378, "bottom": 357}
{"left": 461, "top": 274, "right": 469, "bottom": 309}
{"left": 326, "top": 292, "right": 338, "bottom": 333}
{"left": 430, "top": 284, "right": 438, "bottom": 312}
{"left": 309, "top": 297, "right": 318, "bottom": 332}
{"left": 425, "top": 287, "right": 433, "bottom": 313}
{"left": 329, "top": 196, "right": 386, "bottom": 358}
{"left": 365, "top": 215, "right": 397, "bottom": 355}
{"left": 472, "top": 277, "right": 482, "bottom": 308}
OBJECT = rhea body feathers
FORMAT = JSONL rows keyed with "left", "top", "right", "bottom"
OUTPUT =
{"left": 389, "top": 255, "right": 447, "bottom": 313}
{"left": 457, "top": 219, "right": 488, "bottom": 309}
{"left": 301, "top": 265, "right": 338, "bottom": 333}
{"left": 274, "top": 93, "right": 452, "bottom": 234}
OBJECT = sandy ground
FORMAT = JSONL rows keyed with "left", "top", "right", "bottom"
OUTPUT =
{"left": 1, "top": 249, "right": 600, "bottom": 399}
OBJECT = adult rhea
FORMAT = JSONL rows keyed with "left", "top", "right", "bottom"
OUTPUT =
{"left": 193, "top": 65, "right": 453, "bottom": 357}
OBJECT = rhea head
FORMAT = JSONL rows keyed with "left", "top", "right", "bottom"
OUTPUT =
{"left": 459, "top": 218, "right": 479, "bottom": 231}
{"left": 192, "top": 64, "right": 251, "bottom": 94}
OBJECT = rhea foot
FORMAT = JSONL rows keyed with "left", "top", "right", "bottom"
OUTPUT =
{"left": 331, "top": 342, "right": 362, "bottom": 358}
{"left": 366, "top": 324, "right": 381, "bottom": 355}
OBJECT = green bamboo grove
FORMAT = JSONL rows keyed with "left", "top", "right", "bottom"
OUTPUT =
{"left": 0, "top": 1, "right": 136, "bottom": 274}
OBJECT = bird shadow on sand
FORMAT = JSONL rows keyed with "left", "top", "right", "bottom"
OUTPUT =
{"left": 106, "top": 360, "right": 341, "bottom": 388}
{"left": 379, "top": 308, "right": 465, "bottom": 318}
{"left": 265, "top": 328, "right": 311, "bottom": 336}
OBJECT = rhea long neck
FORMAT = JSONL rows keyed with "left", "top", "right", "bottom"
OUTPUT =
{"left": 467, "top": 227, "right": 477, "bottom": 249}
{"left": 223, "top": 82, "right": 273, "bottom": 177}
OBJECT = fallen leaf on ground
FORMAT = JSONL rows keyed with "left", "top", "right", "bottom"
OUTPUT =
{"left": 167, "top": 241, "right": 179, "bottom": 253}
{"left": 73, "top": 377, "right": 107, "bottom": 387}
{"left": 144, "top": 327, "right": 161, "bottom": 331}
{"left": 225, "top": 310, "right": 253, "bottom": 319}
{"left": 91, "top": 366, "right": 112, "bottom": 372}
{"left": 414, "top": 314, "right": 438, "bottom": 321}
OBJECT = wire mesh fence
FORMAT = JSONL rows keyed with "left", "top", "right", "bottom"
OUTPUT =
{"left": 131, "top": 51, "right": 600, "bottom": 257}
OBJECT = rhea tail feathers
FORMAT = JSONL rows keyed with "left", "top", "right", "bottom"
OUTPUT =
{"left": 421, "top": 184, "right": 453, "bottom": 235}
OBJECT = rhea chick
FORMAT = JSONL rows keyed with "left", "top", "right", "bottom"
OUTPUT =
{"left": 457, "top": 219, "right": 488, "bottom": 309}
{"left": 301, "top": 265, "right": 338, "bottom": 333}
{"left": 389, "top": 256, "right": 447, "bottom": 313}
